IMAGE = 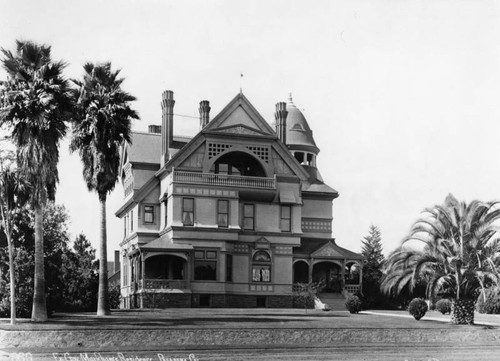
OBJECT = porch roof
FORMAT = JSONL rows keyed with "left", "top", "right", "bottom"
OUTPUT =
{"left": 294, "top": 238, "right": 363, "bottom": 260}
{"left": 140, "top": 233, "right": 194, "bottom": 252}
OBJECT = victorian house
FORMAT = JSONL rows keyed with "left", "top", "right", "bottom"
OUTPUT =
{"left": 116, "top": 90, "right": 362, "bottom": 308}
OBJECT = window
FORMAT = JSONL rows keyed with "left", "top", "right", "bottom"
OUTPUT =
{"left": 280, "top": 205, "right": 291, "bottom": 232}
{"left": 243, "top": 204, "right": 255, "bottom": 230}
{"left": 226, "top": 254, "right": 233, "bottom": 282}
{"left": 164, "top": 200, "right": 168, "bottom": 229}
{"left": 252, "top": 251, "right": 271, "bottom": 283}
{"left": 144, "top": 205, "right": 154, "bottom": 223}
{"left": 194, "top": 250, "right": 217, "bottom": 281}
{"left": 182, "top": 198, "right": 194, "bottom": 226}
{"left": 131, "top": 210, "right": 134, "bottom": 231}
{"left": 217, "top": 200, "right": 229, "bottom": 227}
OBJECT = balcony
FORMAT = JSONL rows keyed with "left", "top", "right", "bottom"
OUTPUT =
{"left": 173, "top": 170, "right": 276, "bottom": 190}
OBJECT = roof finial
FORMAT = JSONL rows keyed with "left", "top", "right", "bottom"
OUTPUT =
{"left": 240, "top": 73, "right": 244, "bottom": 94}
{"left": 288, "top": 92, "right": 293, "bottom": 104}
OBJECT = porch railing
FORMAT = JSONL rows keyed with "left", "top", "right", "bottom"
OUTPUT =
{"left": 173, "top": 170, "right": 276, "bottom": 190}
{"left": 344, "top": 284, "right": 360, "bottom": 294}
{"left": 142, "top": 279, "right": 187, "bottom": 290}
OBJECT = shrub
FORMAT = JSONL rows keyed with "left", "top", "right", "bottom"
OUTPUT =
{"left": 345, "top": 295, "right": 362, "bottom": 314}
{"left": 408, "top": 298, "right": 428, "bottom": 320}
{"left": 477, "top": 289, "right": 500, "bottom": 314}
{"left": 435, "top": 299, "right": 452, "bottom": 315}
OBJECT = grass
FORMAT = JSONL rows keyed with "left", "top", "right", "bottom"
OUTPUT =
{"left": 2, "top": 308, "right": 499, "bottom": 331}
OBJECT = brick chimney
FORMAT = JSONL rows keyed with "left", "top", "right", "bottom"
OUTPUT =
{"left": 161, "top": 90, "right": 175, "bottom": 164}
{"left": 114, "top": 250, "right": 120, "bottom": 273}
{"left": 148, "top": 124, "right": 161, "bottom": 134}
{"left": 199, "top": 100, "right": 211, "bottom": 129}
{"left": 274, "top": 102, "right": 288, "bottom": 144}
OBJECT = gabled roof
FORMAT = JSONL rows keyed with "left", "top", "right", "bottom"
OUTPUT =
{"left": 294, "top": 238, "right": 363, "bottom": 260}
{"left": 204, "top": 93, "right": 277, "bottom": 136}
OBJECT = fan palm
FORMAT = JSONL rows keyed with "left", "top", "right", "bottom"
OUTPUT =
{"left": 0, "top": 150, "right": 29, "bottom": 324}
{"left": 0, "top": 41, "right": 71, "bottom": 321}
{"left": 70, "top": 62, "right": 138, "bottom": 316}
{"left": 381, "top": 194, "right": 500, "bottom": 324}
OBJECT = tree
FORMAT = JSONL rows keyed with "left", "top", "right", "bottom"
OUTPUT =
{"left": 381, "top": 194, "right": 500, "bottom": 324}
{"left": 0, "top": 41, "right": 72, "bottom": 321}
{"left": 0, "top": 202, "right": 72, "bottom": 317}
{"left": 361, "top": 225, "right": 384, "bottom": 279}
{"left": 360, "top": 225, "right": 385, "bottom": 309}
{"left": 60, "top": 234, "right": 99, "bottom": 311}
{"left": 70, "top": 62, "right": 138, "bottom": 315}
{"left": 0, "top": 150, "right": 28, "bottom": 324}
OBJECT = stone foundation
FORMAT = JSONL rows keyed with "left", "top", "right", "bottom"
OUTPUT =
{"left": 129, "top": 293, "right": 296, "bottom": 309}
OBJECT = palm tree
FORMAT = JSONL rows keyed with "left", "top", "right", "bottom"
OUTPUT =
{"left": 381, "top": 194, "right": 500, "bottom": 324}
{"left": 0, "top": 149, "right": 28, "bottom": 325}
{"left": 70, "top": 62, "right": 138, "bottom": 316}
{"left": 0, "top": 41, "right": 71, "bottom": 321}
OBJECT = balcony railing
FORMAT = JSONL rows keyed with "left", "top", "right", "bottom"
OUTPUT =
{"left": 173, "top": 170, "right": 276, "bottom": 190}
{"left": 142, "top": 279, "right": 187, "bottom": 290}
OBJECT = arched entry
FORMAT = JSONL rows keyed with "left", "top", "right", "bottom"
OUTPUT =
{"left": 312, "top": 261, "right": 342, "bottom": 293}
{"left": 145, "top": 254, "right": 186, "bottom": 280}
{"left": 293, "top": 260, "right": 309, "bottom": 284}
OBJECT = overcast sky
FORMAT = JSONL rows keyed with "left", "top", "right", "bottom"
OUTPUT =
{"left": 1, "top": 0, "right": 500, "bottom": 258}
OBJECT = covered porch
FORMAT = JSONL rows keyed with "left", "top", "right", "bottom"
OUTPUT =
{"left": 292, "top": 239, "right": 363, "bottom": 295}
{"left": 125, "top": 239, "right": 194, "bottom": 308}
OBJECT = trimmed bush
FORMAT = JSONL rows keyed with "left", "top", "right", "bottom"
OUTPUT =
{"left": 435, "top": 299, "right": 452, "bottom": 315}
{"left": 345, "top": 295, "right": 362, "bottom": 314}
{"left": 408, "top": 298, "right": 428, "bottom": 320}
{"left": 477, "top": 290, "right": 500, "bottom": 314}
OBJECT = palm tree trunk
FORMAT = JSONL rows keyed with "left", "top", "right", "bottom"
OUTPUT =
{"left": 31, "top": 204, "right": 47, "bottom": 322}
{"left": 451, "top": 298, "right": 475, "bottom": 325}
{"left": 7, "top": 232, "right": 16, "bottom": 325}
{"left": 97, "top": 197, "right": 110, "bottom": 316}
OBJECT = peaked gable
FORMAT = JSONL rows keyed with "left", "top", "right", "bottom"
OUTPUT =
{"left": 204, "top": 93, "right": 277, "bottom": 136}
{"left": 311, "top": 241, "right": 346, "bottom": 259}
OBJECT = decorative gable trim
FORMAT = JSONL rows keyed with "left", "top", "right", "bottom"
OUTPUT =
{"left": 206, "top": 124, "right": 270, "bottom": 137}
{"left": 204, "top": 93, "right": 277, "bottom": 136}
{"left": 255, "top": 237, "right": 271, "bottom": 249}
{"left": 311, "top": 241, "right": 345, "bottom": 259}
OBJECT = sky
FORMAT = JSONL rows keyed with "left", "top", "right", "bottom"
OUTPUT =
{"left": 1, "top": 0, "right": 500, "bottom": 259}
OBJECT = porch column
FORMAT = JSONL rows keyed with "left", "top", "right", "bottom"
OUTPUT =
{"left": 185, "top": 252, "right": 191, "bottom": 289}
{"left": 308, "top": 259, "right": 313, "bottom": 283}
{"left": 141, "top": 252, "right": 146, "bottom": 283}
{"left": 341, "top": 259, "right": 346, "bottom": 292}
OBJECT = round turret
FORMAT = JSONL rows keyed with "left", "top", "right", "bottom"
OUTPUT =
{"left": 285, "top": 94, "right": 319, "bottom": 168}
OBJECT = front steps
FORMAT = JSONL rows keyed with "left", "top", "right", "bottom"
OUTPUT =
{"left": 317, "top": 292, "right": 346, "bottom": 311}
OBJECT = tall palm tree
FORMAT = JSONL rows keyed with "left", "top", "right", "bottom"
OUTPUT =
{"left": 0, "top": 41, "right": 71, "bottom": 321}
{"left": 70, "top": 62, "right": 138, "bottom": 316}
{"left": 0, "top": 149, "right": 28, "bottom": 325}
{"left": 381, "top": 194, "right": 500, "bottom": 324}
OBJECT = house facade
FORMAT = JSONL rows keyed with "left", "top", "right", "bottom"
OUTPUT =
{"left": 116, "top": 91, "right": 362, "bottom": 308}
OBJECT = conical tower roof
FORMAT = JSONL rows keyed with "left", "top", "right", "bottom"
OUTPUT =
{"left": 285, "top": 94, "right": 319, "bottom": 154}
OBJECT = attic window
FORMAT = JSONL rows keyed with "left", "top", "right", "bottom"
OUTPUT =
{"left": 290, "top": 124, "right": 305, "bottom": 131}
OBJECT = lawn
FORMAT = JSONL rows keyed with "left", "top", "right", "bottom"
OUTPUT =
{"left": 2, "top": 308, "right": 500, "bottom": 331}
